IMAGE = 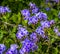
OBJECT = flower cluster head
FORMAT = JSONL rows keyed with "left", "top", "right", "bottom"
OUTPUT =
{"left": 21, "top": 9, "right": 30, "bottom": 17}
{"left": 0, "top": 6, "right": 11, "bottom": 14}
{"left": 54, "top": 27, "right": 60, "bottom": 36}
{"left": 40, "top": 20, "right": 55, "bottom": 29}
{"left": 36, "top": 12, "right": 48, "bottom": 21}
{"left": 16, "top": 26, "right": 29, "bottom": 39}
{"left": 0, "top": 44, "right": 6, "bottom": 53}
{"left": 19, "top": 38, "right": 38, "bottom": 54}
{"left": 29, "top": 2, "right": 39, "bottom": 14}
{"left": 35, "top": 26, "right": 45, "bottom": 38}
{"left": 28, "top": 16, "right": 38, "bottom": 25}
{"left": 50, "top": 20, "right": 55, "bottom": 25}
{"left": 30, "top": 32, "right": 38, "bottom": 42}
{"left": 6, "top": 44, "right": 18, "bottom": 54}
{"left": 21, "top": 2, "right": 48, "bottom": 25}
{"left": 40, "top": 21, "right": 50, "bottom": 28}
{"left": 29, "top": 2, "right": 36, "bottom": 9}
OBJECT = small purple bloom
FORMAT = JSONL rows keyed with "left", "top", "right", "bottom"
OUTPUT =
{"left": 10, "top": 44, "right": 18, "bottom": 50}
{"left": 57, "top": 32, "right": 60, "bottom": 36}
{"left": 36, "top": 26, "right": 45, "bottom": 38}
{"left": 0, "top": 6, "right": 11, "bottom": 14}
{"left": 36, "top": 12, "right": 47, "bottom": 21}
{"left": 28, "top": 16, "right": 38, "bottom": 25}
{"left": 29, "top": 2, "right": 36, "bottom": 9}
{"left": 0, "top": 44, "right": 6, "bottom": 53}
{"left": 40, "top": 21, "right": 50, "bottom": 28}
{"left": 54, "top": 27, "right": 59, "bottom": 33}
{"left": 4, "top": 6, "right": 11, "bottom": 12}
{"left": 6, "top": 44, "right": 18, "bottom": 54}
{"left": 21, "top": 9, "right": 30, "bottom": 17}
{"left": 19, "top": 49, "right": 25, "bottom": 54}
{"left": 20, "top": 38, "right": 38, "bottom": 53}
{"left": 50, "top": 20, "right": 55, "bottom": 25}
{"left": 30, "top": 32, "right": 38, "bottom": 42}
{"left": 32, "top": 7, "right": 39, "bottom": 14}
{"left": 16, "top": 27, "right": 29, "bottom": 39}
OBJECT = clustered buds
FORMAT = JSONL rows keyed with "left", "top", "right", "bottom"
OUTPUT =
{"left": 16, "top": 26, "right": 29, "bottom": 39}
{"left": 19, "top": 38, "right": 38, "bottom": 54}
{"left": 54, "top": 27, "right": 60, "bottom": 36}
{"left": 6, "top": 44, "right": 18, "bottom": 54}
{"left": 0, "top": 44, "right": 6, "bottom": 54}
{"left": 0, "top": 6, "right": 11, "bottom": 14}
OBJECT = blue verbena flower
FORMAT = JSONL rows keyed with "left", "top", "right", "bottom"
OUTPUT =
{"left": 29, "top": 2, "right": 39, "bottom": 14}
{"left": 54, "top": 27, "right": 59, "bottom": 33}
{"left": 40, "top": 21, "right": 50, "bottom": 28}
{"left": 50, "top": 20, "right": 55, "bottom": 25}
{"left": 4, "top": 6, "right": 11, "bottom": 12}
{"left": 20, "top": 38, "right": 38, "bottom": 53}
{"left": 30, "top": 32, "right": 38, "bottom": 42}
{"left": 29, "top": 2, "right": 36, "bottom": 9}
{"left": 21, "top": 9, "right": 30, "bottom": 17}
{"left": 28, "top": 16, "right": 38, "bottom": 25}
{"left": 0, "top": 6, "right": 11, "bottom": 14}
{"left": 57, "top": 32, "right": 60, "bottom": 36}
{"left": 16, "top": 27, "right": 29, "bottom": 39}
{"left": 32, "top": 7, "right": 39, "bottom": 14}
{"left": 19, "top": 49, "right": 25, "bottom": 54}
{"left": 36, "top": 12, "right": 48, "bottom": 21}
{"left": 0, "top": 6, "right": 5, "bottom": 13}
{"left": 0, "top": 44, "right": 6, "bottom": 53}
{"left": 6, "top": 44, "right": 18, "bottom": 54}
{"left": 35, "top": 26, "right": 45, "bottom": 38}
{"left": 6, "top": 49, "right": 18, "bottom": 54}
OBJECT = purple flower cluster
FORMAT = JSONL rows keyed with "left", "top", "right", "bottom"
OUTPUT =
{"left": 16, "top": 25, "right": 38, "bottom": 54}
{"left": 28, "top": 16, "right": 38, "bottom": 24}
{"left": 54, "top": 27, "right": 60, "bottom": 36}
{"left": 16, "top": 26, "right": 29, "bottom": 39}
{"left": 21, "top": 9, "right": 30, "bottom": 17}
{"left": 0, "top": 44, "right": 6, "bottom": 54}
{"left": 35, "top": 26, "right": 45, "bottom": 38}
{"left": 21, "top": 2, "right": 48, "bottom": 25}
{"left": 0, "top": 6, "right": 11, "bottom": 14}
{"left": 40, "top": 21, "right": 50, "bottom": 28}
{"left": 40, "top": 20, "right": 55, "bottom": 29}
{"left": 19, "top": 38, "right": 38, "bottom": 54}
{"left": 30, "top": 32, "right": 38, "bottom": 42}
{"left": 29, "top": 2, "right": 39, "bottom": 14}
{"left": 19, "top": 2, "right": 56, "bottom": 54}
{"left": 36, "top": 12, "right": 48, "bottom": 21}
{"left": 6, "top": 44, "right": 18, "bottom": 54}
